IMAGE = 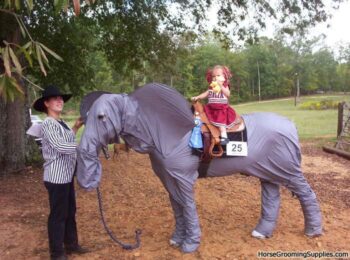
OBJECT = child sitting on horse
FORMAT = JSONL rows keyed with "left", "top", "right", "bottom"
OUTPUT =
{"left": 191, "top": 65, "right": 237, "bottom": 145}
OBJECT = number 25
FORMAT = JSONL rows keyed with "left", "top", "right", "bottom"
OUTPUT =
{"left": 232, "top": 144, "right": 242, "bottom": 152}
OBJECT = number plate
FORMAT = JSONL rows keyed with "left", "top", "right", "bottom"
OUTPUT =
{"left": 226, "top": 141, "right": 248, "bottom": 156}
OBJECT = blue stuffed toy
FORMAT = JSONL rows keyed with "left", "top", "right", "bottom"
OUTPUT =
{"left": 189, "top": 113, "right": 203, "bottom": 149}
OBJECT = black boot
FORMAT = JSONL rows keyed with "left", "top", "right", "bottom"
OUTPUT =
{"left": 65, "top": 245, "right": 89, "bottom": 255}
{"left": 220, "top": 137, "right": 229, "bottom": 145}
{"left": 51, "top": 254, "right": 68, "bottom": 260}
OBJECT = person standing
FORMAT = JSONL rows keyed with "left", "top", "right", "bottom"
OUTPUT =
{"left": 33, "top": 85, "right": 88, "bottom": 260}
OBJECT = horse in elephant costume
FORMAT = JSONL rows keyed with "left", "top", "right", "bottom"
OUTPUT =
{"left": 76, "top": 83, "right": 322, "bottom": 253}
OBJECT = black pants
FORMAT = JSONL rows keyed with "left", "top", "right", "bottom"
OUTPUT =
{"left": 44, "top": 181, "right": 79, "bottom": 257}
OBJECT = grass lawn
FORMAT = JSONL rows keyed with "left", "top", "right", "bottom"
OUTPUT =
{"left": 62, "top": 94, "right": 350, "bottom": 143}
{"left": 233, "top": 94, "right": 350, "bottom": 141}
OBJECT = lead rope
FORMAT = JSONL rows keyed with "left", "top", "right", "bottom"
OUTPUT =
{"left": 96, "top": 187, "right": 142, "bottom": 250}
{"left": 96, "top": 146, "right": 142, "bottom": 250}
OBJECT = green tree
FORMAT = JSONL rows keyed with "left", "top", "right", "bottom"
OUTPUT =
{"left": 336, "top": 63, "right": 350, "bottom": 93}
{"left": 312, "top": 48, "right": 338, "bottom": 92}
{"left": 336, "top": 43, "right": 350, "bottom": 92}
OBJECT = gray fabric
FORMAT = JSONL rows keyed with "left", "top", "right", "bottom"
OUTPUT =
{"left": 207, "top": 112, "right": 322, "bottom": 237}
{"left": 77, "top": 83, "right": 195, "bottom": 189}
{"left": 76, "top": 83, "right": 201, "bottom": 252}
{"left": 149, "top": 132, "right": 200, "bottom": 252}
{"left": 254, "top": 181, "right": 280, "bottom": 237}
{"left": 129, "top": 83, "right": 195, "bottom": 157}
{"left": 76, "top": 84, "right": 322, "bottom": 253}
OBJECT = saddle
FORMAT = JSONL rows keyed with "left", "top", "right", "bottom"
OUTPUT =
{"left": 192, "top": 101, "right": 245, "bottom": 162}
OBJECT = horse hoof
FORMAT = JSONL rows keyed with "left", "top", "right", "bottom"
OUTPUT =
{"left": 169, "top": 239, "right": 181, "bottom": 247}
{"left": 181, "top": 242, "right": 200, "bottom": 253}
{"left": 251, "top": 230, "right": 267, "bottom": 239}
{"left": 305, "top": 227, "right": 323, "bottom": 238}
{"left": 305, "top": 232, "right": 323, "bottom": 238}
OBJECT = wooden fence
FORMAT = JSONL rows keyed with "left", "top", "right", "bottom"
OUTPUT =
{"left": 323, "top": 102, "right": 350, "bottom": 160}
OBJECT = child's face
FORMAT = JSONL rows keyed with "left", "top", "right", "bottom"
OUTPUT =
{"left": 212, "top": 68, "right": 225, "bottom": 85}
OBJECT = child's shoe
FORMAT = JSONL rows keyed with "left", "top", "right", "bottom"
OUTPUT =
{"left": 220, "top": 137, "right": 229, "bottom": 145}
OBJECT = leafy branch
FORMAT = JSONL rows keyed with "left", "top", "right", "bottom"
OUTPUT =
{"left": 0, "top": 0, "right": 88, "bottom": 102}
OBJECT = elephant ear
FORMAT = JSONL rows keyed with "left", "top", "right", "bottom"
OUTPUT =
{"left": 130, "top": 83, "right": 195, "bottom": 157}
{"left": 80, "top": 91, "right": 111, "bottom": 123}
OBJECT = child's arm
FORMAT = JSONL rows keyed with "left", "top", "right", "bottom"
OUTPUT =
{"left": 191, "top": 90, "right": 209, "bottom": 101}
{"left": 221, "top": 86, "right": 230, "bottom": 98}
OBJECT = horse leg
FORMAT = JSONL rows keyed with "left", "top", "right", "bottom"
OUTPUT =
{"left": 149, "top": 150, "right": 201, "bottom": 253}
{"left": 174, "top": 178, "right": 201, "bottom": 253}
{"left": 253, "top": 180, "right": 281, "bottom": 238}
{"left": 113, "top": 143, "right": 119, "bottom": 159}
{"left": 169, "top": 197, "right": 186, "bottom": 247}
{"left": 149, "top": 167, "right": 186, "bottom": 247}
{"left": 286, "top": 175, "right": 322, "bottom": 237}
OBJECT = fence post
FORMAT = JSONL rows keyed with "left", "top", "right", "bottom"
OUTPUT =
{"left": 337, "top": 102, "right": 344, "bottom": 138}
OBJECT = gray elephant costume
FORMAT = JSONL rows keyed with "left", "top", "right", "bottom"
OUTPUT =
{"left": 76, "top": 83, "right": 322, "bottom": 253}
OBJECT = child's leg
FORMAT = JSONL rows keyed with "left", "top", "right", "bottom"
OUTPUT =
{"left": 220, "top": 127, "right": 229, "bottom": 145}
{"left": 220, "top": 126, "right": 227, "bottom": 138}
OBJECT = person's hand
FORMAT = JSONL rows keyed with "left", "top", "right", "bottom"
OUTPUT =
{"left": 191, "top": 96, "right": 198, "bottom": 102}
{"left": 74, "top": 117, "right": 84, "bottom": 129}
{"left": 72, "top": 117, "right": 84, "bottom": 134}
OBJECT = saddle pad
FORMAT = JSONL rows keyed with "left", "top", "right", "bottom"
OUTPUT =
{"left": 197, "top": 128, "right": 248, "bottom": 178}
{"left": 193, "top": 127, "right": 248, "bottom": 169}
{"left": 212, "top": 128, "right": 247, "bottom": 154}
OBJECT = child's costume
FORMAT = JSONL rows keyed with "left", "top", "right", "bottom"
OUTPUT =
{"left": 204, "top": 85, "right": 236, "bottom": 128}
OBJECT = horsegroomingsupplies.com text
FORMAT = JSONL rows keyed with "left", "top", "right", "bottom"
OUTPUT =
{"left": 257, "top": 250, "right": 349, "bottom": 258}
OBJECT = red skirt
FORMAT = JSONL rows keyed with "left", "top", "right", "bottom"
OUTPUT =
{"left": 204, "top": 103, "right": 236, "bottom": 128}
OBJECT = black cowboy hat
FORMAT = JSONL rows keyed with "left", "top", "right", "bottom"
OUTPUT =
{"left": 33, "top": 85, "right": 72, "bottom": 113}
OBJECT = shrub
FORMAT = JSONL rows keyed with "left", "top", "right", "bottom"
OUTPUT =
{"left": 299, "top": 100, "right": 339, "bottom": 110}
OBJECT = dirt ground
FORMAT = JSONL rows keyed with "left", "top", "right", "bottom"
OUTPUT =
{"left": 1, "top": 142, "right": 349, "bottom": 260}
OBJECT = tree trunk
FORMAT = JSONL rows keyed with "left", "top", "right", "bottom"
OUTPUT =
{"left": 0, "top": 12, "right": 41, "bottom": 175}
{"left": 0, "top": 92, "right": 26, "bottom": 174}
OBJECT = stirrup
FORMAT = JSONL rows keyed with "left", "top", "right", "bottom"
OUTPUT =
{"left": 209, "top": 137, "right": 224, "bottom": 157}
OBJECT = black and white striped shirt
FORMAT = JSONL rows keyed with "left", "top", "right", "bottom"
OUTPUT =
{"left": 41, "top": 117, "right": 77, "bottom": 184}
